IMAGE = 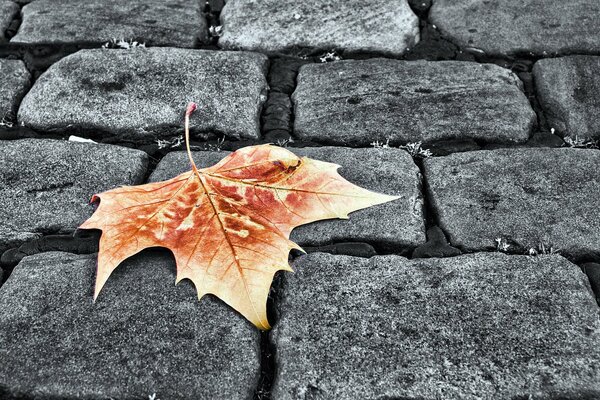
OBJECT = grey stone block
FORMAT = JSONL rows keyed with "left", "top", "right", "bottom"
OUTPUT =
{"left": 534, "top": 56, "right": 600, "bottom": 140}
{"left": 430, "top": 0, "right": 600, "bottom": 56}
{"left": 292, "top": 59, "right": 535, "bottom": 146}
{"left": 272, "top": 252, "right": 600, "bottom": 399}
{"left": 0, "top": 1, "right": 17, "bottom": 41}
{"left": 219, "top": 0, "right": 419, "bottom": 56}
{"left": 0, "top": 59, "right": 30, "bottom": 122}
{"left": 0, "top": 251, "right": 260, "bottom": 399}
{"left": 11, "top": 0, "right": 208, "bottom": 47}
{"left": 149, "top": 147, "right": 425, "bottom": 253}
{"left": 0, "top": 139, "right": 147, "bottom": 253}
{"left": 423, "top": 148, "right": 600, "bottom": 259}
{"left": 18, "top": 48, "right": 269, "bottom": 141}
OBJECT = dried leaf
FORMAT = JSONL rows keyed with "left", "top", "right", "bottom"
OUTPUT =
{"left": 80, "top": 104, "right": 398, "bottom": 329}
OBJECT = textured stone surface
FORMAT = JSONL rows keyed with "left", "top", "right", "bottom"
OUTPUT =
{"left": 272, "top": 252, "right": 600, "bottom": 399}
{"left": 0, "top": 1, "right": 17, "bottom": 41}
{"left": 219, "top": 0, "right": 419, "bottom": 56}
{"left": 150, "top": 147, "right": 425, "bottom": 253}
{"left": 424, "top": 148, "right": 600, "bottom": 259}
{"left": 11, "top": 0, "right": 208, "bottom": 47}
{"left": 0, "top": 59, "right": 30, "bottom": 121}
{"left": 0, "top": 139, "right": 147, "bottom": 253}
{"left": 429, "top": 0, "right": 600, "bottom": 56}
{"left": 412, "top": 225, "right": 461, "bottom": 258}
{"left": 18, "top": 48, "right": 269, "bottom": 141}
{"left": 534, "top": 56, "right": 600, "bottom": 140}
{"left": 293, "top": 59, "right": 535, "bottom": 146}
{"left": 0, "top": 251, "right": 259, "bottom": 399}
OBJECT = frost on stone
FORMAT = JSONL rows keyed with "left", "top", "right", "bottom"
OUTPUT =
{"left": 400, "top": 141, "right": 432, "bottom": 158}
{"left": 275, "top": 138, "right": 293, "bottom": 147}
{"left": 156, "top": 137, "right": 183, "bottom": 150}
{"left": 209, "top": 25, "right": 223, "bottom": 38}
{"left": 0, "top": 116, "right": 14, "bottom": 128}
{"left": 370, "top": 138, "right": 391, "bottom": 148}
{"left": 563, "top": 135, "right": 598, "bottom": 149}
{"left": 319, "top": 50, "right": 341, "bottom": 63}
{"left": 495, "top": 237, "right": 510, "bottom": 252}
{"left": 528, "top": 243, "right": 560, "bottom": 256}
{"left": 102, "top": 38, "right": 146, "bottom": 49}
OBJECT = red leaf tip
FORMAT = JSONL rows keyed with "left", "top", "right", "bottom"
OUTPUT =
{"left": 186, "top": 102, "right": 197, "bottom": 117}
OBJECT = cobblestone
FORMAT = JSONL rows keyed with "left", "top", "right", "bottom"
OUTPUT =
{"left": 273, "top": 252, "right": 600, "bottom": 399}
{"left": 11, "top": 0, "right": 208, "bottom": 47}
{"left": 293, "top": 59, "right": 535, "bottom": 146}
{"left": 0, "top": 1, "right": 17, "bottom": 42}
{"left": 149, "top": 147, "right": 426, "bottom": 253}
{"left": 429, "top": 0, "right": 600, "bottom": 57}
{"left": 1, "top": 1, "right": 600, "bottom": 397}
{"left": 18, "top": 48, "right": 269, "bottom": 141}
{"left": 0, "top": 251, "right": 259, "bottom": 399}
{"left": 0, "top": 139, "right": 147, "bottom": 253}
{"left": 0, "top": 59, "right": 30, "bottom": 122}
{"left": 423, "top": 148, "right": 600, "bottom": 259}
{"left": 534, "top": 56, "right": 600, "bottom": 140}
{"left": 219, "top": 0, "right": 419, "bottom": 56}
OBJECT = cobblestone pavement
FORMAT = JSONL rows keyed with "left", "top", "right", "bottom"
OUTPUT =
{"left": 1, "top": 0, "right": 599, "bottom": 399}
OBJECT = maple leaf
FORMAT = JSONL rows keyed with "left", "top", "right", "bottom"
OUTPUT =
{"left": 80, "top": 103, "right": 398, "bottom": 329}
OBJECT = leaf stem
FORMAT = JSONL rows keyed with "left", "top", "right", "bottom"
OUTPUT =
{"left": 185, "top": 102, "right": 198, "bottom": 172}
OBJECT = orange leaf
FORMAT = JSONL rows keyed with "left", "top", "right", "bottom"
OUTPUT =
{"left": 80, "top": 104, "right": 398, "bottom": 329}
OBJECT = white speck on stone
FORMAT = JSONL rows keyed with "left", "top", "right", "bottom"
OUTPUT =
{"left": 293, "top": 13, "right": 301, "bottom": 20}
{"left": 68, "top": 135, "right": 97, "bottom": 143}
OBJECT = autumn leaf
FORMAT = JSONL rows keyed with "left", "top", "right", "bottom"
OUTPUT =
{"left": 80, "top": 103, "right": 398, "bottom": 329}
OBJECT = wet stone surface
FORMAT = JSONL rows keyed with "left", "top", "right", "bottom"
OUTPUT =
{"left": 18, "top": 48, "right": 268, "bottom": 141}
{"left": 0, "top": 251, "right": 260, "bottom": 399}
{"left": 0, "top": 139, "right": 147, "bottom": 253}
{"left": 272, "top": 252, "right": 600, "bottom": 400}
{"left": 424, "top": 148, "right": 600, "bottom": 259}
{"left": 11, "top": 0, "right": 208, "bottom": 47}
{"left": 429, "top": 0, "right": 600, "bottom": 57}
{"left": 0, "top": 59, "right": 30, "bottom": 122}
{"left": 219, "top": 0, "right": 419, "bottom": 56}
{"left": 292, "top": 59, "right": 536, "bottom": 146}
{"left": 533, "top": 56, "right": 600, "bottom": 140}
{"left": 149, "top": 147, "right": 426, "bottom": 253}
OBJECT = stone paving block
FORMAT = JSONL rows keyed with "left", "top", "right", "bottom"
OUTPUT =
{"left": 150, "top": 147, "right": 425, "bottom": 253}
{"left": 429, "top": 0, "right": 600, "bottom": 57}
{"left": 219, "top": 0, "right": 419, "bottom": 56}
{"left": 533, "top": 56, "right": 600, "bottom": 140}
{"left": 0, "top": 251, "right": 259, "bottom": 399}
{"left": 0, "top": 59, "right": 30, "bottom": 122}
{"left": 18, "top": 48, "right": 269, "bottom": 141}
{"left": 423, "top": 148, "right": 600, "bottom": 259}
{"left": 0, "top": 139, "right": 147, "bottom": 253}
{"left": 272, "top": 252, "right": 600, "bottom": 399}
{"left": 292, "top": 59, "right": 535, "bottom": 146}
{"left": 11, "top": 0, "right": 208, "bottom": 47}
{"left": 0, "top": 1, "right": 17, "bottom": 42}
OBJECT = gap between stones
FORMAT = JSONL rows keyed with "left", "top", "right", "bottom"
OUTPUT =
{"left": 205, "top": 0, "right": 223, "bottom": 48}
